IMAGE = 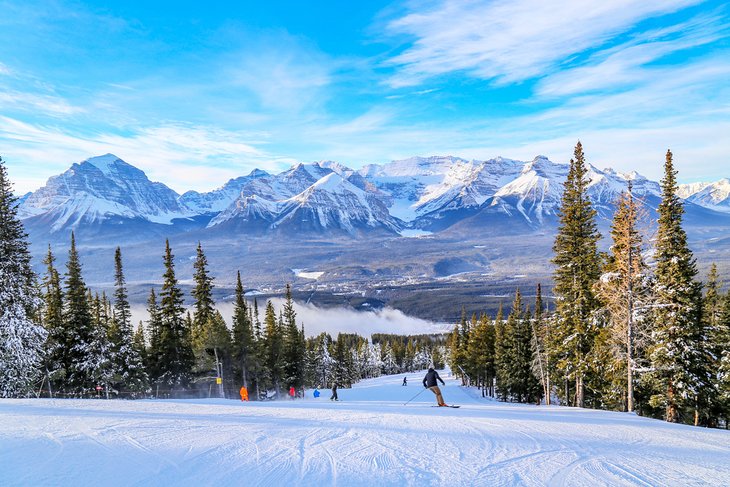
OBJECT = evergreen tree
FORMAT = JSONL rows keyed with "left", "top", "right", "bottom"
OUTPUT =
{"left": 703, "top": 264, "right": 725, "bottom": 425}
{"left": 531, "top": 284, "right": 550, "bottom": 404}
{"left": 505, "top": 290, "right": 541, "bottom": 403}
{"left": 41, "top": 245, "right": 64, "bottom": 396}
{"left": 145, "top": 288, "right": 163, "bottom": 387}
{"left": 133, "top": 322, "right": 148, "bottom": 374}
{"left": 197, "top": 310, "right": 232, "bottom": 397}
{"left": 156, "top": 240, "right": 194, "bottom": 393}
{"left": 550, "top": 142, "right": 601, "bottom": 407}
{"left": 281, "top": 284, "right": 305, "bottom": 390}
{"left": 0, "top": 156, "right": 47, "bottom": 397}
{"left": 231, "top": 271, "right": 256, "bottom": 389}
{"left": 494, "top": 303, "right": 512, "bottom": 401}
{"left": 467, "top": 312, "right": 495, "bottom": 397}
{"left": 333, "top": 333, "right": 355, "bottom": 386}
{"left": 262, "top": 300, "right": 283, "bottom": 396}
{"left": 109, "top": 247, "right": 148, "bottom": 396}
{"left": 87, "top": 292, "right": 114, "bottom": 398}
{"left": 716, "top": 290, "right": 730, "bottom": 426}
{"left": 62, "top": 233, "right": 96, "bottom": 394}
{"left": 646, "top": 150, "right": 709, "bottom": 424}
{"left": 191, "top": 242, "right": 215, "bottom": 344}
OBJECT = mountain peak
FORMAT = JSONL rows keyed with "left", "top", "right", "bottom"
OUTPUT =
{"left": 81, "top": 153, "right": 125, "bottom": 176}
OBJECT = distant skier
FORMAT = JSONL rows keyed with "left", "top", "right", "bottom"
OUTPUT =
{"left": 313, "top": 388, "right": 320, "bottom": 398}
{"left": 423, "top": 367, "right": 447, "bottom": 406}
{"left": 402, "top": 377, "right": 408, "bottom": 386}
{"left": 330, "top": 383, "right": 339, "bottom": 401}
{"left": 289, "top": 386, "right": 296, "bottom": 399}
{"left": 239, "top": 386, "right": 249, "bottom": 402}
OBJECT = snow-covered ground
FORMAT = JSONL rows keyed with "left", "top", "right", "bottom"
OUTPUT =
{"left": 2, "top": 372, "right": 729, "bottom": 486}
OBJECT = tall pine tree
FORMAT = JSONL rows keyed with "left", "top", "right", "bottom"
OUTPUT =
{"left": 646, "top": 150, "right": 709, "bottom": 424}
{"left": 550, "top": 142, "right": 601, "bottom": 407}
{"left": 156, "top": 240, "right": 194, "bottom": 393}
{"left": 41, "top": 245, "right": 64, "bottom": 396}
{"left": 109, "top": 247, "right": 148, "bottom": 396}
{"left": 62, "top": 233, "right": 96, "bottom": 394}
{"left": 231, "top": 271, "right": 256, "bottom": 389}
{"left": 0, "top": 156, "right": 47, "bottom": 397}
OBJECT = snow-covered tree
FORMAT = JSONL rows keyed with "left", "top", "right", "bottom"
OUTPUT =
{"left": 0, "top": 156, "right": 47, "bottom": 397}
{"left": 550, "top": 142, "right": 601, "bottom": 408}
{"left": 645, "top": 150, "right": 710, "bottom": 424}
{"left": 109, "top": 247, "right": 148, "bottom": 396}
{"left": 155, "top": 240, "right": 194, "bottom": 393}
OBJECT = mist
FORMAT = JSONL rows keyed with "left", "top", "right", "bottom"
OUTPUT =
{"left": 130, "top": 298, "right": 447, "bottom": 338}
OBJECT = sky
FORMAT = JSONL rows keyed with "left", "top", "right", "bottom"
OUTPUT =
{"left": 1, "top": 0, "right": 728, "bottom": 194}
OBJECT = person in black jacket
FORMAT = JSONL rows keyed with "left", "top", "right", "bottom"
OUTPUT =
{"left": 423, "top": 367, "right": 447, "bottom": 406}
{"left": 330, "top": 383, "right": 339, "bottom": 401}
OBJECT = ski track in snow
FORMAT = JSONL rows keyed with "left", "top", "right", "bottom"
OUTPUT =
{"left": 2, "top": 373, "right": 729, "bottom": 487}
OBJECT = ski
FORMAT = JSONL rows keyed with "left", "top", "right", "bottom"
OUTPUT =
{"left": 432, "top": 405, "right": 460, "bottom": 408}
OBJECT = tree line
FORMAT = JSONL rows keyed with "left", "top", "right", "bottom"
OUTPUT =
{"left": 0, "top": 155, "right": 446, "bottom": 400}
{"left": 448, "top": 144, "right": 730, "bottom": 428}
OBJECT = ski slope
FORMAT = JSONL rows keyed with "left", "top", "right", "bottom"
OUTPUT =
{"left": 1, "top": 372, "right": 729, "bottom": 486}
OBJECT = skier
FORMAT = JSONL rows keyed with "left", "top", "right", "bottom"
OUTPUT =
{"left": 330, "top": 383, "right": 339, "bottom": 401}
{"left": 402, "top": 376, "right": 408, "bottom": 386}
{"left": 313, "top": 388, "right": 320, "bottom": 398}
{"left": 289, "top": 386, "right": 296, "bottom": 399}
{"left": 423, "top": 367, "right": 447, "bottom": 406}
{"left": 239, "top": 386, "right": 249, "bottom": 402}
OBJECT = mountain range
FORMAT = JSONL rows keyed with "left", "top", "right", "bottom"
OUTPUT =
{"left": 16, "top": 153, "right": 730, "bottom": 319}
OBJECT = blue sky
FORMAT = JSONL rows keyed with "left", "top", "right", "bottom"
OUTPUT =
{"left": 1, "top": 0, "right": 728, "bottom": 193}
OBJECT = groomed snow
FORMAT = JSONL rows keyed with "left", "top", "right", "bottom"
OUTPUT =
{"left": 1, "top": 372, "right": 729, "bottom": 486}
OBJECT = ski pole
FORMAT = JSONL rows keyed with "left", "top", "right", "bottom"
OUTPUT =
{"left": 404, "top": 387, "right": 427, "bottom": 406}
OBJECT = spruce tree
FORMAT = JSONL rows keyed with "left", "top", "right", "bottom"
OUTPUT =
{"left": 156, "top": 240, "right": 194, "bottom": 393}
{"left": 145, "top": 288, "right": 163, "bottom": 387}
{"left": 281, "top": 284, "right": 305, "bottom": 390}
{"left": 716, "top": 290, "right": 730, "bottom": 426}
{"left": 110, "top": 247, "right": 148, "bottom": 396}
{"left": 231, "top": 271, "right": 256, "bottom": 389}
{"left": 494, "top": 303, "right": 511, "bottom": 401}
{"left": 88, "top": 292, "right": 114, "bottom": 398}
{"left": 191, "top": 242, "right": 215, "bottom": 344}
{"left": 646, "top": 150, "right": 709, "bottom": 424}
{"left": 41, "top": 245, "right": 64, "bottom": 396}
{"left": 262, "top": 300, "right": 283, "bottom": 396}
{"left": 506, "top": 289, "right": 541, "bottom": 403}
{"left": 0, "top": 156, "right": 47, "bottom": 397}
{"left": 550, "top": 142, "right": 601, "bottom": 408}
{"left": 703, "top": 264, "right": 725, "bottom": 425}
{"left": 62, "top": 233, "right": 96, "bottom": 394}
{"left": 532, "top": 284, "right": 550, "bottom": 404}
{"left": 467, "top": 312, "right": 495, "bottom": 397}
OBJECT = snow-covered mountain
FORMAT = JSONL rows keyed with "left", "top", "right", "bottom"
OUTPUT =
{"left": 179, "top": 169, "right": 269, "bottom": 215}
{"left": 17, "top": 153, "right": 727, "bottom": 242}
{"left": 19, "top": 154, "right": 190, "bottom": 231}
{"left": 679, "top": 178, "right": 730, "bottom": 212}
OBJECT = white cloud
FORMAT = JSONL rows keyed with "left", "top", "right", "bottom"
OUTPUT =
{"left": 384, "top": 0, "right": 703, "bottom": 86}
{"left": 0, "top": 116, "right": 282, "bottom": 193}
{"left": 0, "top": 90, "right": 86, "bottom": 117}
{"left": 536, "top": 13, "right": 727, "bottom": 97}
{"left": 129, "top": 299, "right": 446, "bottom": 339}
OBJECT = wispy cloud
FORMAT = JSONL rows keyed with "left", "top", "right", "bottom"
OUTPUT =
{"left": 536, "top": 12, "right": 728, "bottom": 97}
{"left": 0, "top": 116, "right": 282, "bottom": 193}
{"left": 384, "top": 0, "right": 703, "bottom": 87}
